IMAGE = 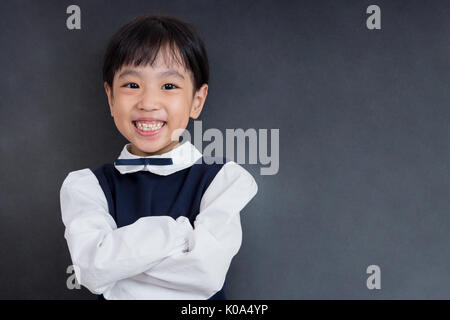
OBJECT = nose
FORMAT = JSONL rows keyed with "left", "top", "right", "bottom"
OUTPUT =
{"left": 137, "top": 86, "right": 163, "bottom": 111}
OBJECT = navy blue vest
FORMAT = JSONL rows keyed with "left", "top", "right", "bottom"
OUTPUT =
{"left": 91, "top": 156, "right": 229, "bottom": 300}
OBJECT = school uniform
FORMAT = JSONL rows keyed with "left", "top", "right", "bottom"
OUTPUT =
{"left": 59, "top": 141, "right": 258, "bottom": 300}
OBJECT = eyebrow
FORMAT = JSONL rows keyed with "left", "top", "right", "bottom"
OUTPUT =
{"left": 118, "top": 68, "right": 185, "bottom": 80}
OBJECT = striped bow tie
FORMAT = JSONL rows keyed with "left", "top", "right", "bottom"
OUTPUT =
{"left": 114, "top": 158, "right": 173, "bottom": 166}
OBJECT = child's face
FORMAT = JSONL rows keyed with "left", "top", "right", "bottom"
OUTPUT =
{"left": 104, "top": 48, "right": 208, "bottom": 156}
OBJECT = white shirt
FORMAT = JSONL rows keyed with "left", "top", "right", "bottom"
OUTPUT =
{"left": 59, "top": 141, "right": 258, "bottom": 300}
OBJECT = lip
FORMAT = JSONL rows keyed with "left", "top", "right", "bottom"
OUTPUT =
{"left": 133, "top": 121, "right": 166, "bottom": 137}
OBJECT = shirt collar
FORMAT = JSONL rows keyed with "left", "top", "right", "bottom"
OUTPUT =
{"left": 114, "top": 141, "right": 203, "bottom": 176}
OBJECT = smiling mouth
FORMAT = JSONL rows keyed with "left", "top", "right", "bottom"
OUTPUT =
{"left": 132, "top": 120, "right": 167, "bottom": 131}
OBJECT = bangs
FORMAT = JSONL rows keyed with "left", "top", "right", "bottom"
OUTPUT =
{"left": 118, "top": 34, "right": 188, "bottom": 73}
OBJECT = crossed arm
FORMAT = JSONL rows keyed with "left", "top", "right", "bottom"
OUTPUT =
{"left": 60, "top": 161, "right": 258, "bottom": 298}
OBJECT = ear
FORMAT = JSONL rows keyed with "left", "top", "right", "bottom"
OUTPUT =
{"left": 190, "top": 84, "right": 208, "bottom": 119}
{"left": 104, "top": 82, "right": 114, "bottom": 118}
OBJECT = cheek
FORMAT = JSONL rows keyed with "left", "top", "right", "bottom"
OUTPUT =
{"left": 175, "top": 109, "right": 191, "bottom": 125}
{"left": 113, "top": 98, "right": 132, "bottom": 115}
{"left": 112, "top": 108, "right": 133, "bottom": 130}
{"left": 167, "top": 102, "right": 190, "bottom": 122}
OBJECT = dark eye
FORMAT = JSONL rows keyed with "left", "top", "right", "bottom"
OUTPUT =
{"left": 123, "top": 83, "right": 139, "bottom": 89}
{"left": 162, "top": 83, "right": 178, "bottom": 90}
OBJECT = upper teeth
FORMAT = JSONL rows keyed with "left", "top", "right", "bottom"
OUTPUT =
{"left": 135, "top": 121, "right": 165, "bottom": 131}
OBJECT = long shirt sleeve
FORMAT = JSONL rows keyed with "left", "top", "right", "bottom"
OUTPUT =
{"left": 59, "top": 169, "right": 193, "bottom": 294}
{"left": 129, "top": 161, "right": 258, "bottom": 299}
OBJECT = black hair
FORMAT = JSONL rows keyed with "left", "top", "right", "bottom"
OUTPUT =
{"left": 102, "top": 15, "right": 209, "bottom": 96}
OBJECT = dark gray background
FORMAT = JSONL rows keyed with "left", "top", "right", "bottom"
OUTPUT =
{"left": 0, "top": 0, "right": 449, "bottom": 299}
